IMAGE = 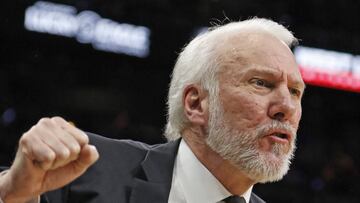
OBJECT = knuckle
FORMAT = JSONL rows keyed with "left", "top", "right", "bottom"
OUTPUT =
{"left": 43, "top": 151, "right": 56, "bottom": 162}
{"left": 38, "top": 117, "right": 51, "bottom": 126}
{"left": 19, "top": 138, "right": 27, "bottom": 149}
{"left": 69, "top": 144, "right": 81, "bottom": 155}
{"left": 81, "top": 134, "right": 89, "bottom": 144}
{"left": 75, "top": 131, "right": 89, "bottom": 145}
{"left": 19, "top": 133, "right": 28, "bottom": 145}
{"left": 58, "top": 148, "right": 70, "bottom": 160}
{"left": 51, "top": 116, "right": 64, "bottom": 124}
{"left": 83, "top": 136, "right": 89, "bottom": 144}
{"left": 19, "top": 132, "right": 33, "bottom": 147}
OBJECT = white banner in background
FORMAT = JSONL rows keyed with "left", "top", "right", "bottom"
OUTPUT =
{"left": 294, "top": 46, "right": 360, "bottom": 93}
{"left": 25, "top": 1, "right": 151, "bottom": 58}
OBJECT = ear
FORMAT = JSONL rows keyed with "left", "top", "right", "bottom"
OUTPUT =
{"left": 183, "top": 85, "right": 209, "bottom": 126}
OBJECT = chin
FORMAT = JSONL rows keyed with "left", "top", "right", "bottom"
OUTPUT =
{"left": 257, "top": 152, "right": 291, "bottom": 183}
{"left": 240, "top": 146, "right": 294, "bottom": 184}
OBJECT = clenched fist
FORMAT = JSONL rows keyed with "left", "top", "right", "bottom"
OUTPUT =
{"left": 0, "top": 117, "right": 99, "bottom": 203}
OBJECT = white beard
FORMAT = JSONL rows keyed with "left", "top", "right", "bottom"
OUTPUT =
{"left": 205, "top": 99, "right": 297, "bottom": 183}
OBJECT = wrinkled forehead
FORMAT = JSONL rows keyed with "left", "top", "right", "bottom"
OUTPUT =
{"left": 214, "top": 31, "right": 289, "bottom": 61}
{"left": 214, "top": 31, "right": 301, "bottom": 78}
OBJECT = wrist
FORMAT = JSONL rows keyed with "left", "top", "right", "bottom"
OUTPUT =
{"left": 0, "top": 170, "right": 36, "bottom": 203}
{"left": 0, "top": 170, "right": 11, "bottom": 201}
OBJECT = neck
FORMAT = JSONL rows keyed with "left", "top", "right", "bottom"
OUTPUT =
{"left": 181, "top": 127, "right": 256, "bottom": 195}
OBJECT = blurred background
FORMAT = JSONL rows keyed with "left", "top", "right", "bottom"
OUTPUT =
{"left": 1, "top": 0, "right": 359, "bottom": 202}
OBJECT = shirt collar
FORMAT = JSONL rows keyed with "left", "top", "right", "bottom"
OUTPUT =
{"left": 177, "top": 139, "right": 253, "bottom": 203}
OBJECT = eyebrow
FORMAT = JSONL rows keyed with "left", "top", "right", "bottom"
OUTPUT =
{"left": 243, "top": 67, "right": 282, "bottom": 78}
{"left": 243, "top": 66, "right": 306, "bottom": 90}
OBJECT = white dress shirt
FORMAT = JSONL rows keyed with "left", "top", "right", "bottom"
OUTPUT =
{"left": 168, "top": 140, "right": 253, "bottom": 203}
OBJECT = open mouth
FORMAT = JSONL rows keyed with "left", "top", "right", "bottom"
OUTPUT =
{"left": 272, "top": 133, "right": 288, "bottom": 139}
{"left": 266, "top": 131, "right": 292, "bottom": 144}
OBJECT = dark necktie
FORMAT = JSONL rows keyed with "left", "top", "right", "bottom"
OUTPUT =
{"left": 223, "top": 195, "right": 246, "bottom": 203}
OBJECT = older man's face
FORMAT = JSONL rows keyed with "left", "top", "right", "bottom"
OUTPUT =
{"left": 206, "top": 32, "right": 305, "bottom": 183}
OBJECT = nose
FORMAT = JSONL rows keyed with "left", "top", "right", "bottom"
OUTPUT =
{"left": 268, "top": 86, "right": 296, "bottom": 122}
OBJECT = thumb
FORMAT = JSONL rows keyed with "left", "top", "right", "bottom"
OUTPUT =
{"left": 73, "top": 145, "right": 99, "bottom": 170}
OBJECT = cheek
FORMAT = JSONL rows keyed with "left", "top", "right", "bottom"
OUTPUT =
{"left": 292, "top": 106, "right": 302, "bottom": 128}
{"left": 221, "top": 93, "right": 267, "bottom": 129}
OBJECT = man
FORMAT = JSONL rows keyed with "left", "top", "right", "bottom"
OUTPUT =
{"left": 0, "top": 18, "right": 305, "bottom": 203}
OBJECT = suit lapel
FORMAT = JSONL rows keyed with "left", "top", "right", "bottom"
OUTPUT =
{"left": 129, "top": 139, "right": 181, "bottom": 203}
{"left": 250, "top": 193, "right": 266, "bottom": 203}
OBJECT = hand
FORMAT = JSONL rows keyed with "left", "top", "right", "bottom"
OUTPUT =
{"left": 0, "top": 117, "right": 99, "bottom": 203}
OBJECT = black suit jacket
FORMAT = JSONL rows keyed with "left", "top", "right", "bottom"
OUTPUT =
{"left": 40, "top": 133, "right": 265, "bottom": 203}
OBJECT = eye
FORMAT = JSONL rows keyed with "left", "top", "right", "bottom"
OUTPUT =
{"left": 250, "top": 78, "right": 273, "bottom": 88}
{"left": 255, "top": 79, "right": 265, "bottom": 86}
{"left": 289, "top": 88, "right": 301, "bottom": 97}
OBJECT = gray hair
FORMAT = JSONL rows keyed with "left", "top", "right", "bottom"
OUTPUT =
{"left": 165, "top": 17, "right": 298, "bottom": 141}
